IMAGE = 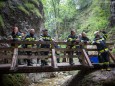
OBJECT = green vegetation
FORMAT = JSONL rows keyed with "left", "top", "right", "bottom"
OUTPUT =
{"left": 0, "top": 15, "right": 4, "bottom": 27}
{"left": 18, "top": 6, "right": 30, "bottom": 15}
{"left": 32, "top": 0, "right": 40, "bottom": 6}
{"left": 18, "top": 2, "right": 42, "bottom": 18}
{"left": 2, "top": 74, "right": 30, "bottom": 86}
{"left": 0, "top": 1, "right": 5, "bottom": 8}
{"left": 25, "top": 2, "right": 42, "bottom": 18}
{"left": 112, "top": 49, "right": 115, "bottom": 54}
{"left": 42, "top": 0, "right": 111, "bottom": 40}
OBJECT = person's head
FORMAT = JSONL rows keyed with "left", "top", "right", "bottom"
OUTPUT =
{"left": 42, "top": 29, "right": 48, "bottom": 35}
{"left": 21, "top": 32, "right": 25, "bottom": 37}
{"left": 71, "top": 29, "right": 76, "bottom": 35}
{"left": 94, "top": 31, "right": 100, "bottom": 37}
{"left": 13, "top": 26, "right": 19, "bottom": 33}
{"left": 30, "top": 29, "right": 35, "bottom": 35}
{"left": 82, "top": 32, "right": 87, "bottom": 37}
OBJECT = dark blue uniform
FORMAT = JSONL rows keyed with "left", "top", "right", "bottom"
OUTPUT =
{"left": 24, "top": 33, "right": 36, "bottom": 66}
{"left": 11, "top": 32, "right": 22, "bottom": 47}
{"left": 67, "top": 34, "right": 78, "bottom": 65}
{"left": 40, "top": 34, "right": 52, "bottom": 66}
{"left": 93, "top": 33, "right": 110, "bottom": 69}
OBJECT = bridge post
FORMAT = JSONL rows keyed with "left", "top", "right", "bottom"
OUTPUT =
{"left": 108, "top": 51, "right": 115, "bottom": 63}
{"left": 51, "top": 48, "right": 58, "bottom": 68}
{"left": 10, "top": 48, "right": 18, "bottom": 70}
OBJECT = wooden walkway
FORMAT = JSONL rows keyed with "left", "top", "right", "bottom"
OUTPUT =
{"left": 0, "top": 40, "right": 114, "bottom": 74}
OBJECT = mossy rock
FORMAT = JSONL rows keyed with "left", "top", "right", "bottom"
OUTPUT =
{"left": 2, "top": 74, "right": 30, "bottom": 86}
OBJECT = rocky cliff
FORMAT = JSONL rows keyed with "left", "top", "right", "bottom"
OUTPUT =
{"left": 62, "top": 69, "right": 115, "bottom": 86}
{"left": 0, "top": 0, "right": 44, "bottom": 37}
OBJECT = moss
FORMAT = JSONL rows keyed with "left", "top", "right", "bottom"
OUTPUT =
{"left": 18, "top": 5, "right": 29, "bottom": 15}
{"left": 25, "top": 2, "right": 42, "bottom": 18}
{"left": 32, "top": 0, "right": 40, "bottom": 6}
{"left": 0, "top": 15, "right": 4, "bottom": 27}
{"left": 2, "top": 74, "right": 30, "bottom": 86}
{"left": 0, "top": 1, "right": 5, "bottom": 8}
{"left": 34, "top": 8, "right": 42, "bottom": 18}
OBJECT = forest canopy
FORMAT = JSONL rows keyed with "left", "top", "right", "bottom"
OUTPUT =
{"left": 41, "top": 0, "right": 110, "bottom": 40}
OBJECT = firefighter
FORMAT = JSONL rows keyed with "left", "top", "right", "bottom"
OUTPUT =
{"left": 39, "top": 29, "right": 52, "bottom": 66}
{"left": 11, "top": 26, "right": 22, "bottom": 47}
{"left": 79, "top": 32, "right": 90, "bottom": 63}
{"left": 11, "top": 26, "right": 22, "bottom": 65}
{"left": 25, "top": 29, "right": 37, "bottom": 66}
{"left": 92, "top": 31, "right": 110, "bottom": 71}
{"left": 80, "top": 32, "right": 90, "bottom": 43}
{"left": 67, "top": 29, "right": 79, "bottom": 65}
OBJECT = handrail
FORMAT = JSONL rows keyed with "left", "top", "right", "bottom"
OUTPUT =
{"left": 0, "top": 40, "right": 114, "bottom": 45}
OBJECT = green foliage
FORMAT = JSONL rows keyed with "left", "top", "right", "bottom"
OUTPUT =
{"left": 32, "top": 0, "right": 40, "bottom": 6}
{"left": 0, "top": 15, "right": 4, "bottom": 27}
{"left": 18, "top": 6, "right": 29, "bottom": 15}
{"left": 42, "top": 0, "right": 111, "bottom": 40}
{"left": 2, "top": 74, "right": 30, "bottom": 86}
{"left": 75, "top": 0, "right": 110, "bottom": 39}
{"left": 112, "top": 49, "right": 115, "bottom": 54}
{"left": 25, "top": 2, "right": 42, "bottom": 18}
{"left": 0, "top": 1, "right": 5, "bottom": 8}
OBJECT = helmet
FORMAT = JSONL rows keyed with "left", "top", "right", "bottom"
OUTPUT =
{"left": 94, "top": 31, "right": 99, "bottom": 35}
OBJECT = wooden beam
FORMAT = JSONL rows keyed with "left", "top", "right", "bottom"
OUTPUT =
{"left": 18, "top": 48, "right": 51, "bottom": 51}
{"left": 51, "top": 49, "right": 58, "bottom": 68}
{"left": 18, "top": 55, "right": 51, "bottom": 59}
{"left": 0, "top": 48, "right": 14, "bottom": 51}
{"left": 10, "top": 48, "right": 18, "bottom": 70}
{"left": 0, "top": 40, "right": 113, "bottom": 45}
{"left": 82, "top": 49, "right": 93, "bottom": 67}
{"left": 108, "top": 51, "right": 115, "bottom": 63}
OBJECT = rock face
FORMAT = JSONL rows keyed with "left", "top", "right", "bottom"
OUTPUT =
{"left": 63, "top": 69, "right": 115, "bottom": 86}
{"left": 0, "top": 0, "right": 44, "bottom": 37}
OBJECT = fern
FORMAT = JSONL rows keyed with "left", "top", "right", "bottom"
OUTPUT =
{"left": 18, "top": 6, "right": 29, "bottom": 15}
{"left": 32, "top": 0, "right": 40, "bottom": 6}
{"left": 25, "top": 2, "right": 42, "bottom": 18}
{"left": 0, "top": 15, "right": 4, "bottom": 27}
{"left": 34, "top": 8, "right": 42, "bottom": 18}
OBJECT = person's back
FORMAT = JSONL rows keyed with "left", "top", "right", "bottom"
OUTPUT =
{"left": 93, "top": 31, "right": 110, "bottom": 71}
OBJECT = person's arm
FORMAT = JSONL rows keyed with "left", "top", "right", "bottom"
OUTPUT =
{"left": 102, "top": 31, "right": 108, "bottom": 40}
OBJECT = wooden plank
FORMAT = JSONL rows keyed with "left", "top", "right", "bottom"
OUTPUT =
{"left": 0, "top": 55, "right": 12, "bottom": 59}
{"left": 82, "top": 49, "right": 93, "bottom": 67}
{"left": 0, "top": 64, "right": 11, "bottom": 68}
{"left": 0, "top": 40, "right": 113, "bottom": 45}
{"left": 18, "top": 48, "right": 51, "bottom": 51}
{"left": 86, "top": 48, "right": 113, "bottom": 51}
{"left": 51, "top": 49, "right": 58, "bottom": 68}
{"left": 108, "top": 51, "right": 115, "bottom": 63}
{"left": 55, "top": 48, "right": 81, "bottom": 51}
{"left": 0, "top": 48, "right": 14, "bottom": 51}
{"left": 10, "top": 48, "right": 18, "bottom": 70}
{"left": 18, "top": 55, "right": 51, "bottom": 59}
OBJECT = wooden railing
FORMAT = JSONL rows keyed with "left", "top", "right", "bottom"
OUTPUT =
{"left": 0, "top": 40, "right": 114, "bottom": 72}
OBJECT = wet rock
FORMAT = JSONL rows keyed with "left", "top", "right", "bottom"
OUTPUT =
{"left": 63, "top": 68, "right": 115, "bottom": 86}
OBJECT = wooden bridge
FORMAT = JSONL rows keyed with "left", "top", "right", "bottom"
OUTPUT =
{"left": 0, "top": 40, "right": 114, "bottom": 74}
